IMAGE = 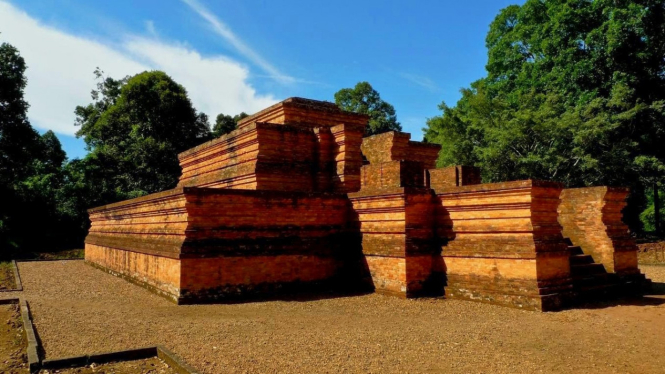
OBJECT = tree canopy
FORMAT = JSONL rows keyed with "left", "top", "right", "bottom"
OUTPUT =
{"left": 75, "top": 70, "right": 212, "bottom": 197}
{"left": 423, "top": 0, "right": 665, "bottom": 230}
{"left": 0, "top": 43, "right": 71, "bottom": 254}
{"left": 212, "top": 112, "right": 249, "bottom": 138}
{"left": 334, "top": 82, "right": 402, "bottom": 136}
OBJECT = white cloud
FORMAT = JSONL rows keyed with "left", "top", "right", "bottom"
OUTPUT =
{"left": 145, "top": 20, "right": 157, "bottom": 37}
{"left": 181, "top": 0, "right": 294, "bottom": 84}
{"left": 0, "top": 1, "right": 277, "bottom": 136}
{"left": 125, "top": 37, "right": 276, "bottom": 118}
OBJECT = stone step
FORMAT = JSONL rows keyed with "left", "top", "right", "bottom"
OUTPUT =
{"left": 569, "top": 254, "right": 594, "bottom": 265}
{"left": 574, "top": 282, "right": 621, "bottom": 301}
{"left": 572, "top": 273, "right": 620, "bottom": 290}
{"left": 568, "top": 245, "right": 583, "bottom": 255}
{"left": 571, "top": 263, "right": 607, "bottom": 277}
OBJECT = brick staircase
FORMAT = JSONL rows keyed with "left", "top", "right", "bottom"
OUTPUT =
{"left": 565, "top": 239, "right": 621, "bottom": 299}
{"left": 568, "top": 247, "right": 621, "bottom": 296}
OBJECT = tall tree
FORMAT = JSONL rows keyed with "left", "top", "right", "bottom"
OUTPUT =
{"left": 334, "top": 82, "right": 402, "bottom": 136}
{"left": 424, "top": 0, "right": 665, "bottom": 231}
{"left": 0, "top": 42, "right": 42, "bottom": 185}
{"left": 75, "top": 70, "right": 212, "bottom": 198}
{"left": 212, "top": 112, "right": 249, "bottom": 137}
{"left": 0, "top": 43, "right": 73, "bottom": 254}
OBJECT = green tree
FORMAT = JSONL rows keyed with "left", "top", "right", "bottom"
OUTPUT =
{"left": 334, "top": 82, "right": 402, "bottom": 136}
{"left": 212, "top": 112, "right": 249, "bottom": 137}
{"left": 640, "top": 187, "right": 665, "bottom": 232}
{"left": 0, "top": 42, "right": 42, "bottom": 185}
{"left": 424, "top": 0, "right": 665, "bottom": 231}
{"left": 75, "top": 70, "right": 212, "bottom": 198}
{"left": 0, "top": 42, "right": 74, "bottom": 254}
{"left": 0, "top": 42, "right": 43, "bottom": 254}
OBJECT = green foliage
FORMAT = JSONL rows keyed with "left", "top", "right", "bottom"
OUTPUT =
{"left": 0, "top": 43, "right": 75, "bottom": 255}
{"left": 1, "top": 50, "right": 216, "bottom": 255}
{"left": 75, "top": 70, "right": 212, "bottom": 197}
{"left": 424, "top": 0, "right": 665, "bottom": 231}
{"left": 212, "top": 112, "right": 249, "bottom": 137}
{"left": 640, "top": 187, "right": 665, "bottom": 232}
{"left": 0, "top": 42, "right": 42, "bottom": 184}
{"left": 334, "top": 82, "right": 402, "bottom": 136}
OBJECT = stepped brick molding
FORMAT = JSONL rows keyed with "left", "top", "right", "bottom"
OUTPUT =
{"left": 349, "top": 187, "right": 440, "bottom": 297}
{"left": 178, "top": 99, "right": 365, "bottom": 194}
{"left": 85, "top": 97, "right": 648, "bottom": 311}
{"left": 558, "top": 187, "right": 642, "bottom": 276}
{"left": 434, "top": 180, "right": 573, "bottom": 311}
{"left": 349, "top": 133, "right": 442, "bottom": 298}
{"left": 87, "top": 188, "right": 355, "bottom": 302}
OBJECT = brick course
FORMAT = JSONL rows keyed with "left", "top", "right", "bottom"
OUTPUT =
{"left": 85, "top": 97, "right": 647, "bottom": 311}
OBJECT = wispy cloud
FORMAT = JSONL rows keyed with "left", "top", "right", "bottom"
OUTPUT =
{"left": 181, "top": 0, "right": 294, "bottom": 84}
{"left": 0, "top": 1, "right": 277, "bottom": 136}
{"left": 398, "top": 72, "right": 439, "bottom": 92}
{"left": 145, "top": 20, "right": 157, "bottom": 37}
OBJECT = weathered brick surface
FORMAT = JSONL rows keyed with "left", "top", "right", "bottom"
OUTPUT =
{"left": 435, "top": 180, "right": 573, "bottom": 311}
{"left": 177, "top": 98, "right": 367, "bottom": 194}
{"left": 236, "top": 97, "right": 368, "bottom": 130}
{"left": 86, "top": 187, "right": 356, "bottom": 302}
{"left": 428, "top": 165, "right": 481, "bottom": 189}
{"left": 558, "top": 187, "right": 641, "bottom": 275}
{"left": 360, "top": 132, "right": 440, "bottom": 169}
{"left": 85, "top": 97, "right": 645, "bottom": 311}
{"left": 85, "top": 244, "right": 181, "bottom": 299}
{"left": 348, "top": 132, "right": 441, "bottom": 297}
{"left": 86, "top": 189, "right": 189, "bottom": 258}
{"left": 179, "top": 255, "right": 342, "bottom": 302}
{"left": 360, "top": 160, "right": 427, "bottom": 189}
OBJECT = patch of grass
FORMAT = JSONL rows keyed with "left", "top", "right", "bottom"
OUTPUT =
{"left": 33, "top": 249, "right": 84, "bottom": 260}
{"left": 0, "top": 262, "right": 17, "bottom": 290}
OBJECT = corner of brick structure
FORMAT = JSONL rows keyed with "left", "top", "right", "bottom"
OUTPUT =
{"left": 84, "top": 97, "right": 649, "bottom": 312}
{"left": 558, "top": 186, "right": 651, "bottom": 296}
{"left": 434, "top": 180, "right": 573, "bottom": 311}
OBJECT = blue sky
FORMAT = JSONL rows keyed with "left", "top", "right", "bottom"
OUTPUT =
{"left": 0, "top": 0, "right": 523, "bottom": 160}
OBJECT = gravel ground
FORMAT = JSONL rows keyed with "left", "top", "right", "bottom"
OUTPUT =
{"left": 6, "top": 261, "right": 665, "bottom": 374}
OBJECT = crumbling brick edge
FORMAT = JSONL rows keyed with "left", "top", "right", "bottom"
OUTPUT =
{"left": 0, "top": 260, "right": 24, "bottom": 292}
{"left": 40, "top": 346, "right": 202, "bottom": 374}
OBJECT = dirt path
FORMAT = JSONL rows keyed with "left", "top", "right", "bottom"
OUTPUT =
{"left": 0, "top": 261, "right": 17, "bottom": 290}
{"left": 0, "top": 304, "right": 29, "bottom": 374}
{"left": 15, "top": 261, "right": 665, "bottom": 374}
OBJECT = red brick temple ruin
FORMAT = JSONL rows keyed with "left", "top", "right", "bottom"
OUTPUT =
{"left": 85, "top": 98, "right": 649, "bottom": 311}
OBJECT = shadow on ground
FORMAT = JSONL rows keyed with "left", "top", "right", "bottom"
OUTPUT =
{"left": 575, "top": 282, "right": 665, "bottom": 309}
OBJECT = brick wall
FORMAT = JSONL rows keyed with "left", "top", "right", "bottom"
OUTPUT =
{"left": 86, "top": 187, "right": 358, "bottom": 303}
{"left": 558, "top": 187, "right": 640, "bottom": 275}
{"left": 428, "top": 165, "right": 481, "bottom": 190}
{"left": 179, "top": 255, "right": 342, "bottom": 302}
{"left": 86, "top": 188, "right": 188, "bottom": 258}
{"left": 349, "top": 187, "right": 439, "bottom": 297}
{"left": 436, "top": 180, "right": 572, "bottom": 311}
{"left": 85, "top": 244, "right": 181, "bottom": 300}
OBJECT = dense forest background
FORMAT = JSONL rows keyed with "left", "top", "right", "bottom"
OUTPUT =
{"left": 423, "top": 0, "right": 665, "bottom": 230}
{"left": 1, "top": 0, "right": 664, "bottom": 257}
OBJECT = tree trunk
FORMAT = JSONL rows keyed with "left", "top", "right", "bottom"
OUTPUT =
{"left": 655, "top": 182, "right": 660, "bottom": 235}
